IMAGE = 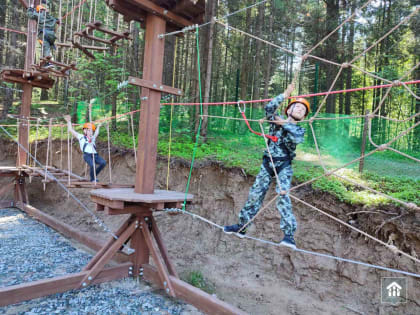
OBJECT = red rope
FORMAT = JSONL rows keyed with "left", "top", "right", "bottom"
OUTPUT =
{"left": 61, "top": 0, "right": 88, "bottom": 20}
{"left": 162, "top": 79, "right": 420, "bottom": 106}
{"left": 0, "top": 26, "right": 27, "bottom": 35}
{"left": 240, "top": 111, "right": 278, "bottom": 143}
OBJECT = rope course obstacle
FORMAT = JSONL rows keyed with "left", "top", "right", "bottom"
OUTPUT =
{"left": 0, "top": 0, "right": 419, "bottom": 313}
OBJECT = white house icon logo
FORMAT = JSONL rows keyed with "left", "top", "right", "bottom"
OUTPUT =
{"left": 381, "top": 277, "right": 407, "bottom": 304}
{"left": 386, "top": 282, "right": 402, "bottom": 297}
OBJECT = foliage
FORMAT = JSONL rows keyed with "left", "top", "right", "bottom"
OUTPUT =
{"left": 183, "top": 271, "right": 215, "bottom": 294}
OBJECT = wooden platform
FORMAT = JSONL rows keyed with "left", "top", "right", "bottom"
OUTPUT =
{"left": 31, "top": 57, "right": 77, "bottom": 78}
{"left": 106, "top": 0, "right": 205, "bottom": 31}
{"left": 91, "top": 188, "right": 192, "bottom": 215}
{"left": 0, "top": 69, "right": 54, "bottom": 89}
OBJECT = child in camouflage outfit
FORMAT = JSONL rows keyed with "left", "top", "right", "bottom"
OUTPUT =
{"left": 27, "top": 0, "right": 59, "bottom": 67}
{"left": 224, "top": 83, "right": 310, "bottom": 249}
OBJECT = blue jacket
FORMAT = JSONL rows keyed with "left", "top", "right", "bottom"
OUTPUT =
{"left": 264, "top": 93, "right": 306, "bottom": 160}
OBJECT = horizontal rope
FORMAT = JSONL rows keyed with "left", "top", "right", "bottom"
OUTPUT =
{"left": 0, "top": 26, "right": 27, "bottom": 35}
{"left": 165, "top": 209, "right": 420, "bottom": 278}
{"left": 161, "top": 80, "right": 420, "bottom": 106}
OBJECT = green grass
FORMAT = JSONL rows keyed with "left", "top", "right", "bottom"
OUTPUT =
{"left": 1, "top": 105, "right": 419, "bottom": 208}
{"left": 183, "top": 271, "right": 215, "bottom": 294}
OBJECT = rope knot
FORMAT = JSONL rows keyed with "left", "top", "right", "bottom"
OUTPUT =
{"left": 392, "top": 80, "right": 402, "bottom": 87}
{"left": 367, "top": 113, "right": 375, "bottom": 119}
{"left": 342, "top": 62, "right": 350, "bottom": 68}
{"left": 301, "top": 54, "right": 309, "bottom": 61}
{"left": 388, "top": 244, "right": 399, "bottom": 255}
{"left": 406, "top": 202, "right": 417, "bottom": 210}
{"left": 377, "top": 144, "right": 388, "bottom": 151}
{"left": 308, "top": 117, "right": 315, "bottom": 124}
{"left": 279, "top": 190, "right": 287, "bottom": 196}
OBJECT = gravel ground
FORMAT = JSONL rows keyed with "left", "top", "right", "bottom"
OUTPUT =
{"left": 0, "top": 208, "right": 201, "bottom": 315}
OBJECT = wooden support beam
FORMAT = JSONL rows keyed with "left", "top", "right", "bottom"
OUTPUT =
{"left": 142, "top": 264, "right": 246, "bottom": 315}
{"left": 0, "top": 201, "right": 14, "bottom": 208}
{"left": 135, "top": 14, "right": 165, "bottom": 194}
{"left": 91, "top": 195, "right": 125, "bottom": 209}
{"left": 151, "top": 216, "right": 178, "bottom": 278}
{"left": 1, "top": 69, "right": 54, "bottom": 89}
{"left": 72, "top": 40, "right": 96, "bottom": 59}
{"left": 56, "top": 42, "right": 109, "bottom": 51}
{"left": 79, "top": 220, "right": 137, "bottom": 287}
{"left": 108, "top": 0, "right": 146, "bottom": 24}
{"left": 0, "top": 262, "right": 132, "bottom": 307}
{"left": 86, "top": 21, "right": 131, "bottom": 40}
{"left": 125, "top": 0, "right": 194, "bottom": 28}
{"left": 128, "top": 76, "right": 182, "bottom": 96}
{"left": 83, "top": 216, "right": 133, "bottom": 271}
{"left": 75, "top": 31, "right": 115, "bottom": 45}
{"left": 141, "top": 216, "right": 175, "bottom": 297}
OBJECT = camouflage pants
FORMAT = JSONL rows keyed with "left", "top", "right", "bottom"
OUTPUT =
{"left": 38, "top": 30, "right": 56, "bottom": 58}
{"left": 239, "top": 160, "right": 297, "bottom": 236}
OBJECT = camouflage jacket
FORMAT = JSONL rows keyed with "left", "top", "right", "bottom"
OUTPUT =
{"left": 263, "top": 93, "right": 306, "bottom": 160}
{"left": 27, "top": 7, "right": 58, "bottom": 33}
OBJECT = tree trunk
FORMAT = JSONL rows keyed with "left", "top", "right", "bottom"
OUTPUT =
{"left": 253, "top": 3, "right": 265, "bottom": 103}
{"left": 324, "top": 0, "right": 340, "bottom": 113}
{"left": 200, "top": 0, "right": 217, "bottom": 141}
{"left": 2, "top": 2, "right": 19, "bottom": 119}
{"left": 239, "top": 0, "right": 252, "bottom": 100}
{"left": 263, "top": 12, "right": 273, "bottom": 100}
{"left": 344, "top": 1, "right": 356, "bottom": 115}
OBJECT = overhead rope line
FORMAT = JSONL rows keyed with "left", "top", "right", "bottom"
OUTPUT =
{"left": 158, "top": 0, "right": 269, "bottom": 38}
{"left": 160, "top": 81, "right": 420, "bottom": 106}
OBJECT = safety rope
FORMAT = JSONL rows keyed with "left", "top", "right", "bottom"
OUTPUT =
{"left": 163, "top": 208, "right": 420, "bottom": 279}
{"left": 106, "top": 122, "right": 112, "bottom": 183}
{"left": 44, "top": 118, "right": 53, "bottom": 191}
{"left": 166, "top": 37, "right": 178, "bottom": 190}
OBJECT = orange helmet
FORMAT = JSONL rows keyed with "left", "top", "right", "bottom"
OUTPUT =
{"left": 285, "top": 97, "right": 310, "bottom": 117}
{"left": 36, "top": 5, "right": 47, "bottom": 12}
{"left": 83, "top": 122, "right": 96, "bottom": 131}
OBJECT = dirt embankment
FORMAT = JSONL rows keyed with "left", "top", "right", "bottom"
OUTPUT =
{"left": 1, "top": 139, "right": 419, "bottom": 315}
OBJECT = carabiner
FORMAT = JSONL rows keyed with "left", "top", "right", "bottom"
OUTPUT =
{"left": 237, "top": 100, "right": 246, "bottom": 113}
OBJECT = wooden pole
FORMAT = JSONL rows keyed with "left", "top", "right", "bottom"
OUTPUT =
{"left": 17, "top": 0, "right": 39, "bottom": 167}
{"left": 135, "top": 14, "right": 166, "bottom": 193}
{"left": 359, "top": 110, "right": 369, "bottom": 173}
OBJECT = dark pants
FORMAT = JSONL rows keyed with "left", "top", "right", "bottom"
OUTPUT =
{"left": 83, "top": 153, "right": 106, "bottom": 181}
{"left": 38, "top": 30, "right": 56, "bottom": 58}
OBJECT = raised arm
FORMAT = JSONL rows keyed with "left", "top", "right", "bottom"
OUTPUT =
{"left": 265, "top": 83, "right": 295, "bottom": 120}
{"left": 93, "top": 122, "right": 101, "bottom": 139}
{"left": 64, "top": 115, "right": 79, "bottom": 138}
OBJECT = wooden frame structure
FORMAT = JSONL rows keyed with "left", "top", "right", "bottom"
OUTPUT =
{"left": 1, "top": 1, "right": 245, "bottom": 314}
{"left": 31, "top": 57, "right": 78, "bottom": 78}
{"left": 73, "top": 20, "right": 131, "bottom": 59}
